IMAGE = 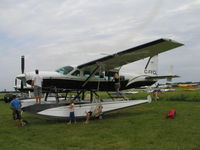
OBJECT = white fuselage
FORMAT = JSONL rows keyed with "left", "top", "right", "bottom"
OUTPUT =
{"left": 16, "top": 65, "right": 156, "bottom": 92}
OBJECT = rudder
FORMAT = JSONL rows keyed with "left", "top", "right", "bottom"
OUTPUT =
{"left": 144, "top": 55, "right": 158, "bottom": 76}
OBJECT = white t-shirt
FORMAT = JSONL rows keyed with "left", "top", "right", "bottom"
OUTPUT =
{"left": 32, "top": 75, "right": 43, "bottom": 87}
{"left": 69, "top": 103, "right": 75, "bottom": 112}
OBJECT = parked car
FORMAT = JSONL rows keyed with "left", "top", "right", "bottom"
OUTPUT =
{"left": 4, "top": 94, "right": 15, "bottom": 103}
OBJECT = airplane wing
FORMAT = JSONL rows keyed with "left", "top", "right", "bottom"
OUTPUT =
{"left": 77, "top": 38, "right": 183, "bottom": 72}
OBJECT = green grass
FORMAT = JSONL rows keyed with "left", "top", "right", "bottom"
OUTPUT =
{"left": 1, "top": 96, "right": 200, "bottom": 150}
{"left": 96, "top": 88, "right": 200, "bottom": 101}
{"left": 158, "top": 89, "right": 200, "bottom": 101}
{"left": 126, "top": 88, "right": 200, "bottom": 102}
{"left": 0, "top": 93, "right": 5, "bottom": 99}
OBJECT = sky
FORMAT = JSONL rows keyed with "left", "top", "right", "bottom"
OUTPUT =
{"left": 0, "top": 0, "right": 200, "bottom": 91}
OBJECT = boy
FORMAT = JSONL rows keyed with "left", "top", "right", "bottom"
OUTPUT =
{"left": 10, "top": 95, "right": 23, "bottom": 127}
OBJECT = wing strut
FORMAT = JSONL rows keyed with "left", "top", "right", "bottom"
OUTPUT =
{"left": 73, "top": 65, "right": 100, "bottom": 101}
{"left": 81, "top": 65, "right": 99, "bottom": 88}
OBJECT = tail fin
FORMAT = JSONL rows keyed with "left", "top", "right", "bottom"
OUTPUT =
{"left": 144, "top": 58, "right": 180, "bottom": 81}
{"left": 144, "top": 55, "right": 158, "bottom": 76}
{"left": 167, "top": 65, "right": 174, "bottom": 82}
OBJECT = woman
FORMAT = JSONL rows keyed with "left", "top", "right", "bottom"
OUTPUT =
{"left": 114, "top": 73, "right": 120, "bottom": 93}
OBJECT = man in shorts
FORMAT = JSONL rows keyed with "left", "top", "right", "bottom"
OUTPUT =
{"left": 32, "top": 69, "right": 43, "bottom": 104}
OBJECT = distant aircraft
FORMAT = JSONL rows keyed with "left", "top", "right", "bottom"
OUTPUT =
{"left": 15, "top": 38, "right": 183, "bottom": 99}
{"left": 178, "top": 84, "right": 199, "bottom": 91}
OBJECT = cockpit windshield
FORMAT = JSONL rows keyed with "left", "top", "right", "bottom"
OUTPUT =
{"left": 55, "top": 66, "right": 74, "bottom": 75}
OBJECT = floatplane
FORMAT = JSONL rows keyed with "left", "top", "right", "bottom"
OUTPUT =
{"left": 15, "top": 38, "right": 183, "bottom": 118}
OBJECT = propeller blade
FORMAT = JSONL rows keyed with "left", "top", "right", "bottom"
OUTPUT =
{"left": 21, "top": 55, "right": 25, "bottom": 74}
{"left": 21, "top": 80, "right": 24, "bottom": 90}
{"left": 15, "top": 78, "right": 17, "bottom": 86}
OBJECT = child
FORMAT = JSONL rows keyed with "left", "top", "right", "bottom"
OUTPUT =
{"left": 68, "top": 100, "right": 76, "bottom": 124}
{"left": 85, "top": 104, "right": 103, "bottom": 124}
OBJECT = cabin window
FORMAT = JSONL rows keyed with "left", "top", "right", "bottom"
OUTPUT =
{"left": 84, "top": 71, "right": 91, "bottom": 77}
{"left": 55, "top": 66, "right": 74, "bottom": 75}
{"left": 105, "top": 71, "right": 115, "bottom": 81}
{"left": 71, "top": 70, "right": 80, "bottom": 76}
{"left": 95, "top": 72, "right": 100, "bottom": 78}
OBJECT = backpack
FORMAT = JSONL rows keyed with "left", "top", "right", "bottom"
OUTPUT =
{"left": 166, "top": 109, "right": 176, "bottom": 119}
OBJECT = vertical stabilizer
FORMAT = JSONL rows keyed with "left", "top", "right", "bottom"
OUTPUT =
{"left": 144, "top": 55, "right": 158, "bottom": 76}
{"left": 167, "top": 65, "right": 174, "bottom": 82}
{"left": 168, "top": 65, "right": 174, "bottom": 75}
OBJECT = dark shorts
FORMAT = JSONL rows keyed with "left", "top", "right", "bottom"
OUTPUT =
{"left": 12, "top": 110, "right": 21, "bottom": 120}
{"left": 114, "top": 83, "right": 120, "bottom": 89}
{"left": 34, "top": 86, "right": 42, "bottom": 97}
{"left": 69, "top": 112, "right": 75, "bottom": 121}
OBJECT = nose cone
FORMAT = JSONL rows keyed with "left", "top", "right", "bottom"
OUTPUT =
{"left": 16, "top": 74, "right": 26, "bottom": 80}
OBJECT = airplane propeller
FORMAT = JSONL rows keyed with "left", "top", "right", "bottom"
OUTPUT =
{"left": 15, "top": 78, "right": 17, "bottom": 86}
{"left": 20, "top": 55, "right": 25, "bottom": 90}
{"left": 21, "top": 55, "right": 25, "bottom": 74}
{"left": 14, "top": 78, "right": 18, "bottom": 91}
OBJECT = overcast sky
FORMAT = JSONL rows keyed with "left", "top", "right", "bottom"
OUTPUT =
{"left": 0, "top": 0, "right": 200, "bottom": 91}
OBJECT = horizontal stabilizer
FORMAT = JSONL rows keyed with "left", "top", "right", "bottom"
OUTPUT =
{"left": 145, "top": 75, "right": 180, "bottom": 80}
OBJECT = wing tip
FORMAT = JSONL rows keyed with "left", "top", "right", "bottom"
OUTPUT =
{"left": 161, "top": 38, "right": 184, "bottom": 46}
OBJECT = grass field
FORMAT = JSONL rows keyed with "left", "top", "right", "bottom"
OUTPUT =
{"left": 127, "top": 88, "right": 200, "bottom": 102}
{"left": 0, "top": 93, "right": 5, "bottom": 99}
{"left": 1, "top": 90, "right": 200, "bottom": 150}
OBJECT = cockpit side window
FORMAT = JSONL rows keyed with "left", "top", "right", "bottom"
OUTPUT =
{"left": 105, "top": 71, "right": 115, "bottom": 81}
{"left": 95, "top": 72, "right": 100, "bottom": 78}
{"left": 71, "top": 70, "right": 80, "bottom": 76}
{"left": 55, "top": 66, "right": 74, "bottom": 75}
{"left": 83, "top": 71, "right": 114, "bottom": 80}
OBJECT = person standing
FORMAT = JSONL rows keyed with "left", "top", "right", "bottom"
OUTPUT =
{"left": 10, "top": 95, "right": 23, "bottom": 127}
{"left": 114, "top": 73, "right": 120, "bottom": 94}
{"left": 68, "top": 100, "right": 76, "bottom": 124}
{"left": 32, "top": 69, "right": 43, "bottom": 104}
